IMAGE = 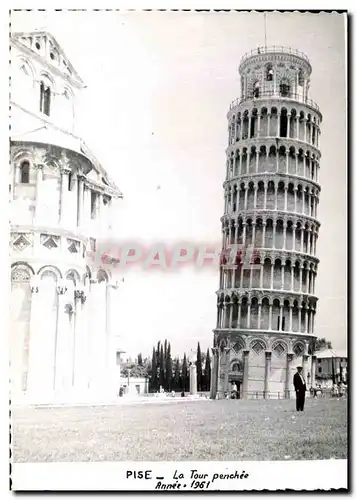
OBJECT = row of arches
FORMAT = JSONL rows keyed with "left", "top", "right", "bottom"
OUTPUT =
{"left": 228, "top": 337, "right": 306, "bottom": 362}
{"left": 226, "top": 144, "right": 320, "bottom": 182}
{"left": 224, "top": 180, "right": 320, "bottom": 219}
{"left": 221, "top": 218, "right": 319, "bottom": 256}
{"left": 219, "top": 257, "right": 318, "bottom": 295}
{"left": 216, "top": 296, "right": 316, "bottom": 334}
{"left": 228, "top": 107, "right": 320, "bottom": 147}
{"left": 10, "top": 263, "right": 109, "bottom": 394}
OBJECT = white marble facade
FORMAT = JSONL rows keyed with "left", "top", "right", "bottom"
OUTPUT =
{"left": 9, "top": 31, "right": 122, "bottom": 404}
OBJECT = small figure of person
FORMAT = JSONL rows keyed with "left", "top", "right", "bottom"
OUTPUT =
{"left": 181, "top": 391, "right": 185, "bottom": 397}
{"left": 119, "top": 386, "right": 124, "bottom": 397}
{"left": 293, "top": 366, "right": 307, "bottom": 411}
{"left": 231, "top": 382, "right": 238, "bottom": 399}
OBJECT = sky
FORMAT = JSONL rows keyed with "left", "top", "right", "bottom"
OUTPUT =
{"left": 10, "top": 10, "right": 347, "bottom": 359}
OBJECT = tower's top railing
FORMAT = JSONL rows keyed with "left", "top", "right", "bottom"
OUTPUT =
{"left": 239, "top": 46, "right": 310, "bottom": 66}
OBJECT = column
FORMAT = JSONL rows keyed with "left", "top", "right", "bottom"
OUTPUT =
{"left": 253, "top": 187, "right": 257, "bottom": 208}
{"left": 247, "top": 303, "right": 251, "bottom": 329}
{"left": 257, "top": 115, "right": 261, "bottom": 137}
{"left": 294, "top": 188, "right": 297, "bottom": 213}
{"left": 303, "top": 154, "right": 306, "bottom": 178}
{"left": 281, "top": 263, "right": 285, "bottom": 289}
{"left": 189, "top": 363, "right": 197, "bottom": 395}
{"left": 272, "top": 221, "right": 276, "bottom": 247}
{"left": 298, "top": 306, "right": 302, "bottom": 332}
{"left": 229, "top": 304, "right": 233, "bottom": 328}
{"left": 286, "top": 152, "right": 289, "bottom": 174}
{"left": 287, "top": 114, "right": 291, "bottom": 138}
{"left": 239, "top": 154, "right": 242, "bottom": 175}
{"left": 264, "top": 186, "right": 267, "bottom": 209}
{"left": 300, "top": 228, "right": 304, "bottom": 253}
{"left": 244, "top": 189, "right": 248, "bottom": 210}
{"left": 222, "top": 305, "right": 227, "bottom": 329}
{"left": 34, "top": 164, "right": 44, "bottom": 224}
{"left": 264, "top": 351, "right": 271, "bottom": 398}
{"left": 285, "top": 353, "right": 293, "bottom": 398}
{"left": 268, "top": 304, "right": 272, "bottom": 330}
{"left": 292, "top": 224, "right": 296, "bottom": 251}
{"left": 59, "top": 168, "right": 70, "bottom": 224}
{"left": 279, "top": 305, "right": 284, "bottom": 331}
{"left": 27, "top": 278, "right": 43, "bottom": 396}
{"left": 270, "top": 262, "right": 274, "bottom": 289}
{"left": 242, "top": 222, "right": 247, "bottom": 246}
{"left": 303, "top": 308, "right": 308, "bottom": 334}
{"left": 55, "top": 283, "right": 71, "bottom": 393}
{"left": 303, "top": 354, "right": 309, "bottom": 383}
{"left": 258, "top": 302, "right": 262, "bottom": 329}
{"left": 242, "top": 350, "right": 250, "bottom": 399}
{"left": 291, "top": 265, "right": 294, "bottom": 291}
{"left": 311, "top": 355, "right": 317, "bottom": 388}
{"left": 255, "top": 152, "right": 260, "bottom": 173}
{"left": 302, "top": 189, "right": 305, "bottom": 215}
{"left": 223, "top": 347, "right": 231, "bottom": 393}
{"left": 248, "top": 117, "right": 251, "bottom": 139}
{"left": 262, "top": 222, "right": 266, "bottom": 248}
{"left": 282, "top": 223, "right": 287, "bottom": 249}
{"left": 267, "top": 114, "right": 271, "bottom": 136}
{"left": 259, "top": 263, "right": 264, "bottom": 288}
{"left": 289, "top": 305, "right": 293, "bottom": 332}
{"left": 77, "top": 175, "right": 84, "bottom": 228}
{"left": 210, "top": 347, "right": 218, "bottom": 399}
{"left": 304, "top": 119, "right": 307, "bottom": 142}
{"left": 252, "top": 222, "right": 256, "bottom": 248}
{"left": 73, "top": 289, "right": 87, "bottom": 391}
{"left": 276, "top": 149, "right": 279, "bottom": 173}
{"left": 105, "top": 284, "right": 117, "bottom": 398}
{"left": 237, "top": 302, "right": 241, "bottom": 327}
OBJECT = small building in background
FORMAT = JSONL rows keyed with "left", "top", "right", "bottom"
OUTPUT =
{"left": 315, "top": 348, "right": 347, "bottom": 387}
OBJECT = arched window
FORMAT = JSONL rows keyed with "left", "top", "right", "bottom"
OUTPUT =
{"left": 266, "top": 64, "right": 273, "bottom": 82}
{"left": 40, "top": 81, "right": 51, "bottom": 116}
{"left": 298, "top": 69, "right": 304, "bottom": 87}
{"left": 20, "top": 161, "right": 30, "bottom": 184}
{"left": 280, "top": 79, "right": 291, "bottom": 97}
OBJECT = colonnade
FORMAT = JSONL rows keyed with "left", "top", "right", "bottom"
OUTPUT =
{"left": 226, "top": 146, "right": 320, "bottom": 182}
{"left": 216, "top": 297, "right": 316, "bottom": 334}
{"left": 220, "top": 258, "right": 317, "bottom": 295}
{"left": 222, "top": 218, "right": 318, "bottom": 256}
{"left": 228, "top": 107, "right": 321, "bottom": 148}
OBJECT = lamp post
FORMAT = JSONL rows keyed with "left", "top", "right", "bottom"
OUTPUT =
{"left": 127, "top": 368, "right": 131, "bottom": 394}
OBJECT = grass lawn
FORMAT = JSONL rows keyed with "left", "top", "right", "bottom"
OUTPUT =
{"left": 11, "top": 397, "right": 347, "bottom": 462}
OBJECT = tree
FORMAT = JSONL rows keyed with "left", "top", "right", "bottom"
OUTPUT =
{"left": 159, "top": 345, "right": 165, "bottom": 389}
{"left": 165, "top": 342, "right": 173, "bottom": 391}
{"left": 204, "top": 348, "right": 211, "bottom": 391}
{"left": 309, "top": 337, "right": 333, "bottom": 355}
{"left": 150, "top": 346, "right": 158, "bottom": 392}
{"left": 182, "top": 353, "right": 188, "bottom": 392}
{"left": 196, "top": 342, "right": 203, "bottom": 391}
{"left": 137, "top": 353, "right": 143, "bottom": 366}
{"left": 173, "top": 358, "right": 180, "bottom": 391}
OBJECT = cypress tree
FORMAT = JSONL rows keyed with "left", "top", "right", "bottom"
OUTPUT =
{"left": 166, "top": 343, "right": 173, "bottom": 391}
{"left": 204, "top": 348, "right": 211, "bottom": 391}
{"left": 173, "top": 357, "right": 180, "bottom": 391}
{"left": 196, "top": 342, "right": 203, "bottom": 391}
{"left": 150, "top": 346, "right": 157, "bottom": 392}
{"left": 159, "top": 345, "right": 165, "bottom": 389}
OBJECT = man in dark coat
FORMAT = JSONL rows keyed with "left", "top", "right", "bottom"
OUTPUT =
{"left": 293, "top": 366, "right": 307, "bottom": 411}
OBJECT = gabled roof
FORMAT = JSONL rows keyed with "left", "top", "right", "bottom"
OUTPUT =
{"left": 11, "top": 31, "right": 84, "bottom": 88}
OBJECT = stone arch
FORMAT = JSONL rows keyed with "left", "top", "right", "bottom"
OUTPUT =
{"left": 271, "top": 339, "right": 288, "bottom": 358}
{"left": 37, "top": 265, "right": 62, "bottom": 280}
{"left": 292, "top": 341, "right": 305, "bottom": 358}
{"left": 230, "top": 359, "right": 243, "bottom": 372}
{"left": 65, "top": 269, "right": 81, "bottom": 285}
{"left": 250, "top": 338, "right": 267, "bottom": 356}
{"left": 232, "top": 337, "right": 246, "bottom": 354}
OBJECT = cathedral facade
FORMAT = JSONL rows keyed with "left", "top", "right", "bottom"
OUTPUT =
{"left": 9, "top": 32, "right": 122, "bottom": 404}
{"left": 211, "top": 46, "right": 322, "bottom": 399}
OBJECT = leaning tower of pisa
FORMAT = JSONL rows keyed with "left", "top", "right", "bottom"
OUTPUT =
{"left": 211, "top": 46, "right": 322, "bottom": 400}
